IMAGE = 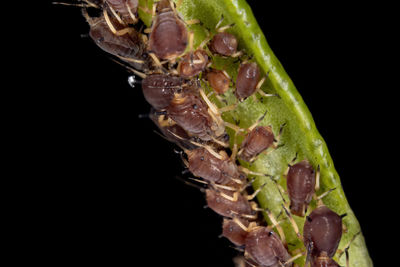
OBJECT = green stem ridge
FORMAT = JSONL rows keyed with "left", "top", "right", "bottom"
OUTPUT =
{"left": 139, "top": 0, "right": 373, "bottom": 266}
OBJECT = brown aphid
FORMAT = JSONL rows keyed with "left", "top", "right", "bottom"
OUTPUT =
{"left": 105, "top": 0, "right": 138, "bottom": 24}
{"left": 207, "top": 69, "right": 230, "bottom": 94}
{"left": 239, "top": 126, "right": 275, "bottom": 162}
{"left": 206, "top": 189, "right": 254, "bottom": 218}
{"left": 209, "top": 32, "right": 238, "bottom": 56}
{"left": 245, "top": 227, "right": 292, "bottom": 267}
{"left": 167, "top": 93, "right": 225, "bottom": 141}
{"left": 235, "top": 62, "right": 260, "bottom": 101}
{"left": 178, "top": 50, "right": 209, "bottom": 78}
{"left": 303, "top": 206, "right": 343, "bottom": 267}
{"left": 148, "top": 0, "right": 188, "bottom": 60}
{"left": 286, "top": 160, "right": 316, "bottom": 217}
{"left": 141, "top": 74, "right": 185, "bottom": 110}
{"left": 186, "top": 147, "right": 243, "bottom": 185}
{"left": 222, "top": 218, "right": 250, "bottom": 246}
{"left": 84, "top": 11, "right": 149, "bottom": 71}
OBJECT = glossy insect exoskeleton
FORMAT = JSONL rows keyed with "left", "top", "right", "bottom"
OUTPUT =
{"left": 141, "top": 74, "right": 185, "bottom": 110}
{"left": 206, "top": 188, "right": 255, "bottom": 218}
{"left": 105, "top": 0, "right": 138, "bottom": 24}
{"left": 167, "top": 93, "right": 225, "bottom": 141}
{"left": 148, "top": 0, "right": 188, "bottom": 60}
{"left": 207, "top": 69, "right": 230, "bottom": 94}
{"left": 245, "top": 227, "right": 292, "bottom": 267}
{"left": 235, "top": 62, "right": 260, "bottom": 101}
{"left": 239, "top": 126, "right": 275, "bottom": 162}
{"left": 222, "top": 218, "right": 250, "bottom": 246}
{"left": 85, "top": 12, "right": 149, "bottom": 71}
{"left": 186, "top": 147, "right": 243, "bottom": 185}
{"left": 209, "top": 32, "right": 238, "bottom": 57}
{"left": 286, "top": 160, "right": 316, "bottom": 217}
{"left": 177, "top": 49, "right": 209, "bottom": 78}
{"left": 149, "top": 110, "right": 197, "bottom": 150}
{"left": 303, "top": 206, "right": 343, "bottom": 267}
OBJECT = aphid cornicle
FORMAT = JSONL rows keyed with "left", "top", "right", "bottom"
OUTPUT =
{"left": 303, "top": 206, "right": 343, "bottom": 267}
{"left": 286, "top": 160, "right": 316, "bottom": 217}
{"left": 148, "top": 0, "right": 188, "bottom": 60}
{"left": 207, "top": 69, "right": 230, "bottom": 95}
{"left": 141, "top": 74, "right": 185, "bottom": 110}
{"left": 245, "top": 227, "right": 292, "bottom": 267}
{"left": 235, "top": 62, "right": 260, "bottom": 101}
{"left": 238, "top": 126, "right": 275, "bottom": 162}
{"left": 186, "top": 147, "right": 243, "bottom": 185}
{"left": 105, "top": 0, "right": 138, "bottom": 24}
{"left": 209, "top": 32, "right": 238, "bottom": 57}
{"left": 167, "top": 93, "right": 225, "bottom": 141}
{"left": 84, "top": 11, "right": 149, "bottom": 71}
{"left": 177, "top": 49, "right": 209, "bottom": 78}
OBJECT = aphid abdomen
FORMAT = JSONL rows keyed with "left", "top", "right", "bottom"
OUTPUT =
{"left": 167, "top": 94, "right": 213, "bottom": 141}
{"left": 105, "top": 0, "right": 139, "bottom": 24}
{"left": 245, "top": 227, "right": 292, "bottom": 267}
{"left": 239, "top": 126, "right": 275, "bottom": 162}
{"left": 141, "top": 74, "right": 184, "bottom": 110}
{"left": 222, "top": 218, "right": 249, "bottom": 246}
{"left": 205, "top": 189, "right": 253, "bottom": 218}
{"left": 303, "top": 206, "right": 343, "bottom": 258}
{"left": 209, "top": 32, "right": 238, "bottom": 56}
{"left": 235, "top": 62, "right": 260, "bottom": 100}
{"left": 149, "top": 11, "right": 188, "bottom": 60}
{"left": 311, "top": 256, "right": 340, "bottom": 267}
{"left": 286, "top": 160, "right": 316, "bottom": 217}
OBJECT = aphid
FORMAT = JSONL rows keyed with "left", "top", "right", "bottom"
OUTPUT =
{"left": 235, "top": 62, "right": 260, "bottom": 101}
{"left": 141, "top": 74, "right": 185, "bottom": 110}
{"left": 206, "top": 69, "right": 231, "bottom": 94}
{"left": 104, "top": 0, "right": 138, "bottom": 24}
{"left": 166, "top": 92, "right": 226, "bottom": 142}
{"left": 177, "top": 49, "right": 209, "bottom": 78}
{"left": 209, "top": 32, "right": 238, "bottom": 57}
{"left": 303, "top": 205, "right": 343, "bottom": 267}
{"left": 238, "top": 126, "right": 275, "bottom": 162}
{"left": 148, "top": 0, "right": 188, "bottom": 60}
{"left": 206, "top": 188, "right": 256, "bottom": 219}
{"left": 186, "top": 147, "right": 243, "bottom": 185}
{"left": 83, "top": 10, "right": 149, "bottom": 71}
{"left": 222, "top": 218, "right": 251, "bottom": 246}
{"left": 286, "top": 160, "right": 317, "bottom": 217}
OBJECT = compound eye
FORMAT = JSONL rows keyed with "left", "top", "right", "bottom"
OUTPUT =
{"left": 200, "top": 156, "right": 204, "bottom": 161}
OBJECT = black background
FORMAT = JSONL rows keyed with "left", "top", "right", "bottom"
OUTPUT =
{"left": 32, "top": 1, "right": 395, "bottom": 265}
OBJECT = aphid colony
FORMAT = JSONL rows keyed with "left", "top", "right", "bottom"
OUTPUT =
{"left": 79, "top": 1, "right": 357, "bottom": 266}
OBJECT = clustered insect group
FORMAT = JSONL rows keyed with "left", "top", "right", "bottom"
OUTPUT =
{"left": 77, "top": 1, "right": 358, "bottom": 266}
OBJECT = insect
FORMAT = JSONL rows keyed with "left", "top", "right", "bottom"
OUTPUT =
{"left": 206, "top": 69, "right": 231, "bottom": 95}
{"left": 141, "top": 74, "right": 185, "bottom": 110}
{"left": 222, "top": 218, "right": 251, "bottom": 246}
{"left": 286, "top": 160, "right": 318, "bottom": 217}
{"left": 303, "top": 205, "right": 344, "bottom": 267}
{"left": 235, "top": 62, "right": 275, "bottom": 101}
{"left": 82, "top": 9, "right": 149, "bottom": 71}
{"left": 104, "top": 0, "right": 139, "bottom": 24}
{"left": 148, "top": 0, "right": 188, "bottom": 61}
{"left": 177, "top": 49, "right": 209, "bottom": 78}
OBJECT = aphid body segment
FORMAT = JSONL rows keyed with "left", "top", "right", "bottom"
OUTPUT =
{"left": 235, "top": 62, "right": 260, "bottom": 101}
{"left": 148, "top": 0, "right": 188, "bottom": 60}
{"left": 239, "top": 126, "right": 275, "bottom": 162}
{"left": 167, "top": 93, "right": 225, "bottom": 141}
{"left": 245, "top": 227, "right": 293, "bottom": 267}
{"left": 303, "top": 206, "right": 343, "bottom": 267}
{"left": 141, "top": 74, "right": 185, "bottom": 110}
{"left": 105, "top": 0, "right": 139, "bottom": 24}
{"left": 206, "top": 189, "right": 254, "bottom": 218}
{"left": 86, "top": 13, "right": 149, "bottom": 71}
{"left": 186, "top": 148, "right": 242, "bottom": 185}
{"left": 207, "top": 69, "right": 230, "bottom": 94}
{"left": 209, "top": 32, "right": 238, "bottom": 57}
{"left": 286, "top": 160, "right": 316, "bottom": 217}
{"left": 178, "top": 50, "right": 209, "bottom": 78}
